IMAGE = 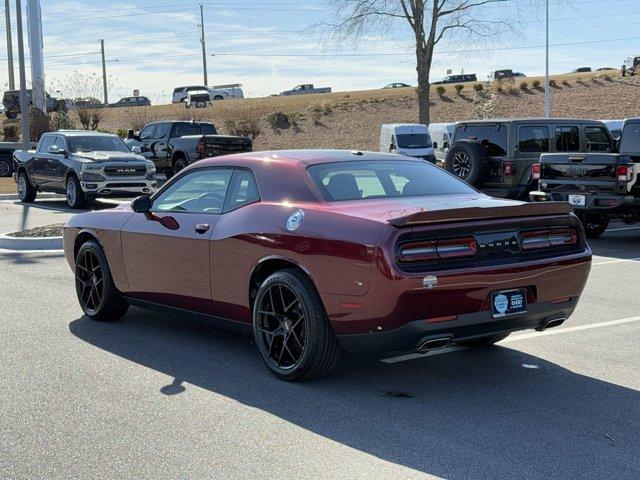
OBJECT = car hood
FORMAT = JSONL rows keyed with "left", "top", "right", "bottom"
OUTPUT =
{"left": 325, "top": 194, "right": 569, "bottom": 226}
{"left": 74, "top": 151, "right": 147, "bottom": 163}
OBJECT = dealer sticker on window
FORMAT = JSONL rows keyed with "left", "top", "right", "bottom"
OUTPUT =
{"left": 491, "top": 288, "right": 527, "bottom": 318}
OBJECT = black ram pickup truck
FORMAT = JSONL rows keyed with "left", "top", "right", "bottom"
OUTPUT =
{"left": 530, "top": 118, "right": 640, "bottom": 238}
{"left": 124, "top": 120, "right": 252, "bottom": 177}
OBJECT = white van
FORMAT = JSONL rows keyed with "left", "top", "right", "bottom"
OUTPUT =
{"left": 379, "top": 124, "right": 435, "bottom": 163}
{"left": 428, "top": 122, "right": 455, "bottom": 165}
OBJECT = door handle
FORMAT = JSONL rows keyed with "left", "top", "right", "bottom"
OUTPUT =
{"left": 195, "top": 223, "right": 210, "bottom": 234}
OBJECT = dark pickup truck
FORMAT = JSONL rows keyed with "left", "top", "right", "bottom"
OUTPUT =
{"left": 124, "top": 120, "right": 252, "bottom": 177}
{"left": 531, "top": 118, "right": 640, "bottom": 238}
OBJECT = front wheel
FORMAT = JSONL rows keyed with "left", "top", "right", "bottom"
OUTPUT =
{"left": 0, "top": 156, "right": 12, "bottom": 177}
{"left": 66, "top": 175, "right": 87, "bottom": 209}
{"left": 75, "top": 240, "right": 129, "bottom": 321}
{"left": 578, "top": 213, "right": 609, "bottom": 239}
{"left": 17, "top": 171, "right": 37, "bottom": 203}
{"left": 253, "top": 270, "right": 341, "bottom": 381}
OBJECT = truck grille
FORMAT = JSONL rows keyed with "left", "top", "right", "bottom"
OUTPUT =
{"left": 104, "top": 165, "right": 146, "bottom": 177}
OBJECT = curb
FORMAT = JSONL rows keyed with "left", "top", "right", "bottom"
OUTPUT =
{"left": 0, "top": 193, "right": 65, "bottom": 201}
{"left": 0, "top": 233, "right": 63, "bottom": 251}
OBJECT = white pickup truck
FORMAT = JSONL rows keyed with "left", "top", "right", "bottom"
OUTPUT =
{"left": 279, "top": 84, "right": 332, "bottom": 96}
{"left": 172, "top": 84, "right": 244, "bottom": 103}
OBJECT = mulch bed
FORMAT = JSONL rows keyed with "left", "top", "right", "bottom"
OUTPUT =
{"left": 8, "top": 223, "right": 64, "bottom": 238}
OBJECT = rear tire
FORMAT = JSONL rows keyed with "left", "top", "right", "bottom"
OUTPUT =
{"left": 458, "top": 333, "right": 510, "bottom": 348}
{"left": 253, "top": 269, "right": 341, "bottom": 381}
{"left": 0, "top": 155, "right": 12, "bottom": 177}
{"left": 75, "top": 240, "right": 129, "bottom": 321}
{"left": 213, "top": 95, "right": 224, "bottom": 101}
{"left": 66, "top": 175, "right": 87, "bottom": 209}
{"left": 578, "top": 213, "right": 609, "bottom": 239}
{"left": 173, "top": 158, "right": 187, "bottom": 176}
{"left": 445, "top": 139, "right": 488, "bottom": 186}
{"left": 17, "top": 171, "right": 37, "bottom": 203}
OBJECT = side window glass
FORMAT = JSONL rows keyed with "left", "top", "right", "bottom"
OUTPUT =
{"left": 518, "top": 126, "right": 549, "bottom": 153}
{"left": 585, "top": 127, "right": 612, "bottom": 152}
{"left": 154, "top": 123, "right": 170, "bottom": 140}
{"left": 53, "top": 136, "right": 67, "bottom": 151}
{"left": 224, "top": 169, "right": 260, "bottom": 212}
{"left": 153, "top": 169, "right": 233, "bottom": 214}
{"left": 38, "top": 135, "right": 55, "bottom": 153}
{"left": 139, "top": 125, "right": 156, "bottom": 141}
{"left": 555, "top": 126, "right": 580, "bottom": 152}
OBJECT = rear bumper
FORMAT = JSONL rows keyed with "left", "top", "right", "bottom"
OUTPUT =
{"left": 531, "top": 190, "right": 639, "bottom": 212}
{"left": 337, "top": 298, "right": 578, "bottom": 354}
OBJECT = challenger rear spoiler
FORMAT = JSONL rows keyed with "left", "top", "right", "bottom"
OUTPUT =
{"left": 388, "top": 201, "right": 572, "bottom": 227}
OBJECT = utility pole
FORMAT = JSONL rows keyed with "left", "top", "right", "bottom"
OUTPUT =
{"left": 199, "top": 3, "right": 208, "bottom": 86}
{"left": 27, "top": 0, "right": 46, "bottom": 112}
{"left": 4, "top": 0, "right": 15, "bottom": 90}
{"left": 16, "top": 0, "right": 30, "bottom": 148}
{"left": 544, "top": 0, "right": 550, "bottom": 118}
{"left": 100, "top": 39, "right": 108, "bottom": 104}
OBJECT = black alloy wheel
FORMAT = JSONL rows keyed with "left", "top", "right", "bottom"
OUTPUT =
{"left": 255, "top": 282, "right": 307, "bottom": 371}
{"left": 75, "top": 240, "right": 129, "bottom": 321}
{"left": 253, "top": 270, "right": 341, "bottom": 381}
{"left": 451, "top": 150, "right": 471, "bottom": 179}
{"left": 76, "top": 247, "right": 104, "bottom": 316}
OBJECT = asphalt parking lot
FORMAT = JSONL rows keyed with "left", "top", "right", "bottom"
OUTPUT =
{"left": 1, "top": 200, "right": 639, "bottom": 479}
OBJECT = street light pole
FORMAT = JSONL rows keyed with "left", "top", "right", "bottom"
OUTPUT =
{"left": 100, "top": 39, "right": 108, "bottom": 105}
{"left": 4, "top": 0, "right": 15, "bottom": 90}
{"left": 199, "top": 3, "right": 208, "bottom": 86}
{"left": 16, "top": 0, "right": 30, "bottom": 148}
{"left": 544, "top": 0, "right": 550, "bottom": 118}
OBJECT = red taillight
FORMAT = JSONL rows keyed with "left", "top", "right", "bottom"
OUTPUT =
{"left": 398, "top": 237, "right": 477, "bottom": 263}
{"left": 531, "top": 163, "right": 541, "bottom": 180}
{"left": 503, "top": 161, "right": 516, "bottom": 176}
{"left": 617, "top": 165, "right": 632, "bottom": 182}
{"left": 520, "top": 228, "right": 577, "bottom": 251}
{"left": 196, "top": 139, "right": 206, "bottom": 155}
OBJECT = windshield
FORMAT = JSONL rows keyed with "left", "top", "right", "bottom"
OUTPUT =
{"left": 396, "top": 133, "right": 432, "bottom": 149}
{"left": 308, "top": 160, "right": 475, "bottom": 202}
{"left": 68, "top": 136, "right": 131, "bottom": 153}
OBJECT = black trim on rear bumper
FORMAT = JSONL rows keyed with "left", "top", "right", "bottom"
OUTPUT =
{"left": 336, "top": 298, "right": 578, "bottom": 354}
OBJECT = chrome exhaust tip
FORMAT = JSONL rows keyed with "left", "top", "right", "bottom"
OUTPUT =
{"left": 536, "top": 317, "right": 566, "bottom": 332}
{"left": 417, "top": 336, "right": 452, "bottom": 352}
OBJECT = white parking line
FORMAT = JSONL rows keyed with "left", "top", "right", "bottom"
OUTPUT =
{"left": 380, "top": 315, "right": 640, "bottom": 364}
{"left": 592, "top": 256, "right": 640, "bottom": 266}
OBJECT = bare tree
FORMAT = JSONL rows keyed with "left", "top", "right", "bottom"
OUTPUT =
{"left": 323, "top": 0, "right": 524, "bottom": 124}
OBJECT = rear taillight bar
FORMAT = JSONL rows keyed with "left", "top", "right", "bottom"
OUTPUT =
{"left": 520, "top": 228, "right": 577, "bottom": 251}
{"left": 196, "top": 139, "right": 206, "bottom": 155}
{"left": 531, "top": 163, "right": 541, "bottom": 180}
{"left": 398, "top": 237, "right": 477, "bottom": 263}
{"left": 617, "top": 165, "right": 633, "bottom": 182}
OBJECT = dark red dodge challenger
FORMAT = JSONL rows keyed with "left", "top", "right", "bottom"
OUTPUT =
{"left": 64, "top": 150, "right": 592, "bottom": 380}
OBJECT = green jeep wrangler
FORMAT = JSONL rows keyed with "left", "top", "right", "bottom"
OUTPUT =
{"left": 444, "top": 118, "right": 615, "bottom": 199}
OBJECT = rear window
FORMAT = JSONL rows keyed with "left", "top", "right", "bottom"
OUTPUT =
{"left": 555, "top": 126, "right": 580, "bottom": 152}
{"left": 173, "top": 122, "right": 216, "bottom": 137}
{"left": 308, "top": 160, "right": 475, "bottom": 202}
{"left": 620, "top": 122, "right": 640, "bottom": 154}
{"left": 456, "top": 124, "right": 507, "bottom": 156}
{"left": 585, "top": 126, "right": 613, "bottom": 152}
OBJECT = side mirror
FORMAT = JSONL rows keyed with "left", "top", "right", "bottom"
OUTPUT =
{"left": 127, "top": 129, "right": 135, "bottom": 139}
{"left": 131, "top": 146, "right": 142, "bottom": 154}
{"left": 48, "top": 145, "right": 65, "bottom": 155}
{"left": 432, "top": 141, "right": 438, "bottom": 149}
{"left": 131, "top": 195, "right": 151, "bottom": 213}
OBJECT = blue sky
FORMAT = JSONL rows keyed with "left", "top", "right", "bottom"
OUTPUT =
{"left": 1, "top": 0, "right": 639, "bottom": 102}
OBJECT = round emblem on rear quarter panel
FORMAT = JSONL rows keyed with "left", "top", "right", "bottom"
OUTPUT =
{"left": 286, "top": 209, "right": 305, "bottom": 231}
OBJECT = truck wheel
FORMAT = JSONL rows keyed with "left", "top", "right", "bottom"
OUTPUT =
{"left": 445, "top": 139, "right": 488, "bottom": 186}
{"left": 578, "top": 213, "right": 609, "bottom": 239}
{"left": 66, "top": 175, "right": 87, "bottom": 209}
{"left": 0, "top": 155, "right": 12, "bottom": 177}
{"left": 253, "top": 269, "right": 341, "bottom": 381}
{"left": 213, "top": 95, "right": 224, "bottom": 100}
{"left": 17, "top": 171, "right": 37, "bottom": 203}
{"left": 173, "top": 158, "right": 187, "bottom": 176}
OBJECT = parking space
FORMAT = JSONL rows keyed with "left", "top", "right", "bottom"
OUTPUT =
{"left": 0, "top": 200, "right": 638, "bottom": 479}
